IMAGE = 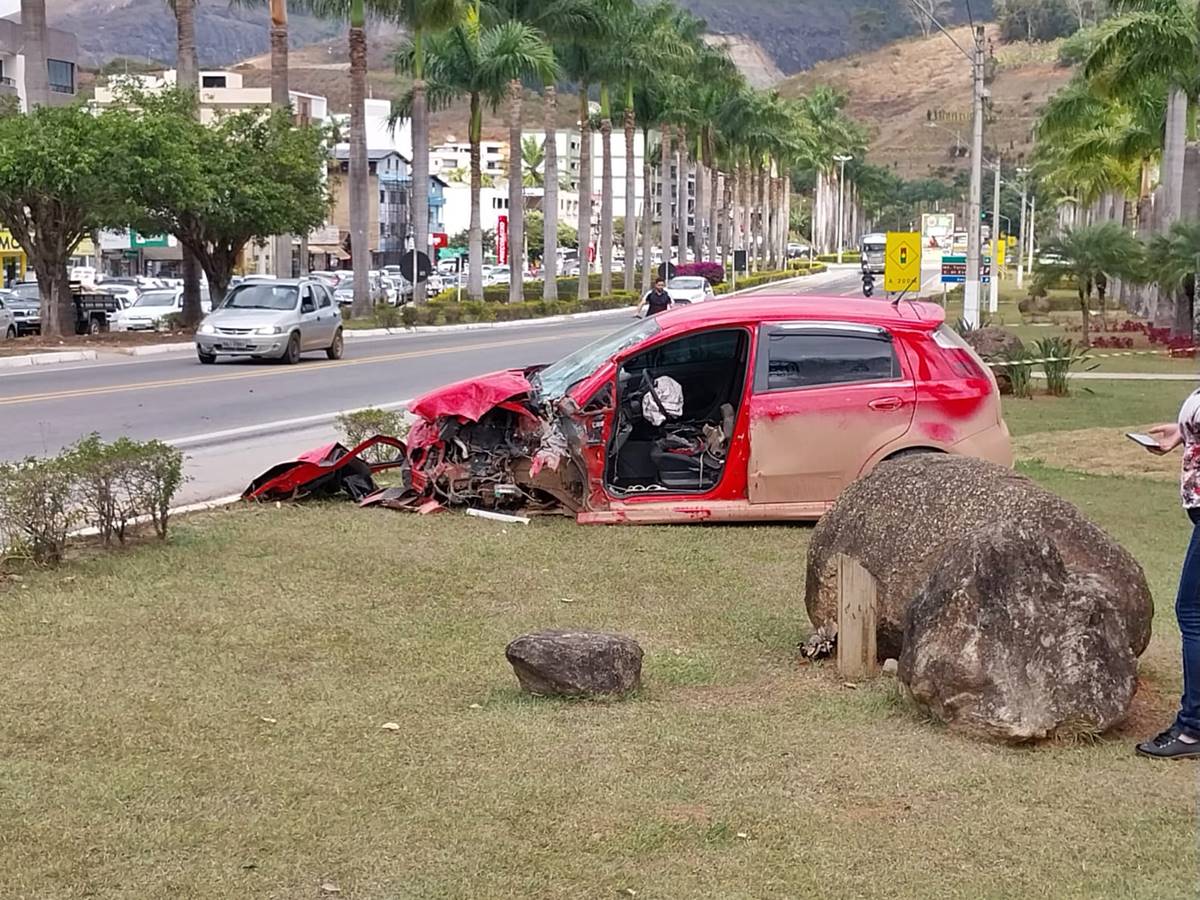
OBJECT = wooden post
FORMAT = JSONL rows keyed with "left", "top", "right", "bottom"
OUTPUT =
{"left": 836, "top": 554, "right": 879, "bottom": 678}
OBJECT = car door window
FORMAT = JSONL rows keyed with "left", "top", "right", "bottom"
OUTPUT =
{"left": 300, "top": 287, "right": 316, "bottom": 313}
{"left": 756, "top": 327, "right": 900, "bottom": 392}
{"left": 318, "top": 286, "right": 333, "bottom": 309}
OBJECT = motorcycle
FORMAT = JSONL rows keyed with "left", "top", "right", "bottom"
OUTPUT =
{"left": 862, "top": 272, "right": 875, "bottom": 297}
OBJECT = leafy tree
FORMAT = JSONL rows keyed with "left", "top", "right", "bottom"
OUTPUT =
{"left": 521, "top": 135, "right": 545, "bottom": 187}
{"left": 523, "top": 210, "right": 577, "bottom": 261}
{"left": 122, "top": 93, "right": 331, "bottom": 304}
{"left": 997, "top": 0, "right": 1085, "bottom": 42}
{"left": 0, "top": 105, "right": 138, "bottom": 337}
{"left": 1143, "top": 219, "right": 1200, "bottom": 339}
{"left": 1036, "top": 222, "right": 1142, "bottom": 346}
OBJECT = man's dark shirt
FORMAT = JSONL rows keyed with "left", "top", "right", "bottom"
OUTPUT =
{"left": 644, "top": 288, "right": 672, "bottom": 315}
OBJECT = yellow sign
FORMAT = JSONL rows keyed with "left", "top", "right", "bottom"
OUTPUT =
{"left": 0, "top": 228, "right": 21, "bottom": 255}
{"left": 884, "top": 231, "right": 922, "bottom": 294}
{"left": 992, "top": 237, "right": 1006, "bottom": 269}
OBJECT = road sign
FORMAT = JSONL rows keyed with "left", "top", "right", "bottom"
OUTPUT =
{"left": 430, "top": 232, "right": 448, "bottom": 251}
{"left": 992, "top": 237, "right": 1006, "bottom": 268}
{"left": 941, "top": 253, "right": 991, "bottom": 285}
{"left": 884, "top": 231, "right": 921, "bottom": 294}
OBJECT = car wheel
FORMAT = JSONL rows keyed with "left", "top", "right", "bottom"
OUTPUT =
{"left": 4, "top": 325, "right": 14, "bottom": 340}
{"left": 326, "top": 328, "right": 344, "bottom": 360}
{"left": 197, "top": 349, "right": 216, "bottom": 365}
{"left": 283, "top": 332, "right": 301, "bottom": 365}
{"left": 88, "top": 317, "right": 102, "bottom": 335}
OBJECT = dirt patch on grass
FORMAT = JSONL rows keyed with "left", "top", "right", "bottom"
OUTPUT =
{"left": 1014, "top": 427, "right": 1180, "bottom": 482}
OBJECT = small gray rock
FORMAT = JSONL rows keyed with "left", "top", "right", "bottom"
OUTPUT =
{"left": 882, "top": 658, "right": 899, "bottom": 677}
{"left": 506, "top": 630, "right": 643, "bottom": 698}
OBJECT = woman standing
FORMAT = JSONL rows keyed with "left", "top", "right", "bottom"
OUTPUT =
{"left": 1138, "top": 393, "right": 1200, "bottom": 759}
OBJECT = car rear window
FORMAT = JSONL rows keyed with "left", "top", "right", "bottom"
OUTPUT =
{"left": 762, "top": 330, "right": 900, "bottom": 391}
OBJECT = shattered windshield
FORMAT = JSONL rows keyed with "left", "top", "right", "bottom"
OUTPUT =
{"left": 534, "top": 317, "right": 661, "bottom": 399}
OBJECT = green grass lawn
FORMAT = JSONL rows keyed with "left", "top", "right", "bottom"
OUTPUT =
{"left": 2, "top": 390, "right": 1198, "bottom": 898}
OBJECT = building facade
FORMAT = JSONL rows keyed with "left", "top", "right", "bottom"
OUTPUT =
{"left": 93, "top": 69, "right": 329, "bottom": 125}
{"left": 0, "top": 17, "right": 78, "bottom": 111}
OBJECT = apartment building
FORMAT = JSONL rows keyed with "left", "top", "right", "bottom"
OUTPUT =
{"left": 93, "top": 69, "right": 329, "bottom": 125}
{"left": 431, "top": 137, "right": 507, "bottom": 178}
{"left": 0, "top": 17, "right": 78, "bottom": 111}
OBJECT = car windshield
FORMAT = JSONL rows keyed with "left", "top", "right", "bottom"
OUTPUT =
{"left": 533, "top": 317, "right": 662, "bottom": 399}
{"left": 669, "top": 277, "right": 706, "bottom": 290}
{"left": 133, "top": 290, "right": 178, "bottom": 308}
{"left": 10, "top": 284, "right": 38, "bottom": 302}
{"left": 223, "top": 283, "right": 299, "bottom": 311}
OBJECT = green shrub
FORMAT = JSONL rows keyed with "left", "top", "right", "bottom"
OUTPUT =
{"left": 1034, "top": 336, "right": 1091, "bottom": 397}
{"left": 1001, "top": 349, "right": 1034, "bottom": 399}
{"left": 401, "top": 306, "right": 418, "bottom": 327}
{"left": 122, "top": 440, "right": 184, "bottom": 540}
{"left": 0, "top": 456, "right": 78, "bottom": 565}
{"left": 335, "top": 408, "right": 408, "bottom": 463}
{"left": 374, "top": 304, "right": 402, "bottom": 329}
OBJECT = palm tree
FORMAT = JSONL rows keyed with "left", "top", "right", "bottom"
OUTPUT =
{"left": 400, "top": 8, "right": 556, "bottom": 301}
{"left": 169, "top": 0, "right": 206, "bottom": 325}
{"left": 486, "top": 0, "right": 606, "bottom": 301}
{"left": 20, "top": 0, "right": 48, "bottom": 109}
{"left": 521, "top": 136, "right": 544, "bottom": 187}
{"left": 270, "top": 0, "right": 292, "bottom": 278}
{"left": 1038, "top": 222, "right": 1143, "bottom": 346}
{"left": 1144, "top": 219, "right": 1200, "bottom": 339}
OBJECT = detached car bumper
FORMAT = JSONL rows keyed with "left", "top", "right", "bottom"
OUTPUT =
{"left": 195, "top": 336, "right": 288, "bottom": 358}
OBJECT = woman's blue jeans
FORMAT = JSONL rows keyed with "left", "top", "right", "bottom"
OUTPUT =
{"left": 1176, "top": 508, "right": 1200, "bottom": 736}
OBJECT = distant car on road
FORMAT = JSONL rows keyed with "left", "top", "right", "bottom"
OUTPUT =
{"left": 666, "top": 276, "right": 715, "bottom": 305}
{"left": 6, "top": 283, "right": 41, "bottom": 335}
{"left": 195, "top": 278, "right": 343, "bottom": 365}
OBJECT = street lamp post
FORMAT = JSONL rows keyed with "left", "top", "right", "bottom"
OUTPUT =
{"left": 834, "top": 153, "right": 852, "bottom": 265}
{"left": 1016, "top": 167, "right": 1029, "bottom": 291}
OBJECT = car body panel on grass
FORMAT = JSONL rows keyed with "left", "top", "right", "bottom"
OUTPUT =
{"left": 248, "top": 294, "right": 1012, "bottom": 523}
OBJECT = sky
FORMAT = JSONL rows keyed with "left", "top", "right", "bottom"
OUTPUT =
{"left": 0, "top": 2, "right": 18, "bottom": 17}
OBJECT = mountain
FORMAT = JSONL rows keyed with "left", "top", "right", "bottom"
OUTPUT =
{"left": 777, "top": 24, "right": 1073, "bottom": 179}
{"left": 49, "top": 0, "right": 993, "bottom": 75}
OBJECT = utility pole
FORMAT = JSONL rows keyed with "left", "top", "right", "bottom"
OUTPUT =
{"left": 989, "top": 157, "right": 1001, "bottom": 313}
{"left": 1016, "top": 167, "right": 1028, "bottom": 291}
{"left": 1027, "top": 193, "right": 1036, "bottom": 275}
{"left": 964, "top": 25, "right": 986, "bottom": 328}
{"left": 835, "top": 153, "right": 852, "bottom": 264}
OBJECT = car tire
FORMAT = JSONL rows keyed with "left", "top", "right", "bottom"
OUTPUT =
{"left": 4, "top": 325, "right": 14, "bottom": 340}
{"left": 326, "top": 328, "right": 344, "bottom": 360}
{"left": 283, "top": 332, "right": 301, "bottom": 365}
{"left": 197, "top": 349, "right": 216, "bottom": 365}
{"left": 88, "top": 318, "right": 102, "bottom": 335}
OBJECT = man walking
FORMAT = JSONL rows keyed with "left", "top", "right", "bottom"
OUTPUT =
{"left": 641, "top": 277, "right": 673, "bottom": 317}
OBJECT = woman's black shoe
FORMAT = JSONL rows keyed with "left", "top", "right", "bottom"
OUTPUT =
{"left": 1136, "top": 727, "right": 1200, "bottom": 759}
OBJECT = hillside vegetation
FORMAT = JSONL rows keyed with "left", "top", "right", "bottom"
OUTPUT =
{"left": 778, "top": 24, "right": 1073, "bottom": 179}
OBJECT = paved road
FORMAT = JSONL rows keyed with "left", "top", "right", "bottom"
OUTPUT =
{"left": 0, "top": 266, "right": 879, "bottom": 502}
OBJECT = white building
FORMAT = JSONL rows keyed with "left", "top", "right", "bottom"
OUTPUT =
{"left": 0, "top": 17, "right": 79, "bottom": 112}
{"left": 431, "top": 136, "right": 507, "bottom": 178}
{"left": 523, "top": 129, "right": 648, "bottom": 219}
{"left": 93, "top": 69, "right": 328, "bottom": 126}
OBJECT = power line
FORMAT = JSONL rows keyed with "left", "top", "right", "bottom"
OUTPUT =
{"left": 907, "top": 1, "right": 973, "bottom": 62}
{"left": 965, "top": 0, "right": 976, "bottom": 29}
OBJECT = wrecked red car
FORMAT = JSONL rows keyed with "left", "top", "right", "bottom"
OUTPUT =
{"left": 251, "top": 296, "right": 1013, "bottom": 523}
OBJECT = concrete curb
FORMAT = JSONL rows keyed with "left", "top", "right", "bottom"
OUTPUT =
{"left": 0, "top": 349, "right": 98, "bottom": 369}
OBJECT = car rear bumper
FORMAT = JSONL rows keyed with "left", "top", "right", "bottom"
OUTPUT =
{"left": 196, "top": 337, "right": 287, "bottom": 358}
{"left": 950, "top": 420, "right": 1014, "bottom": 468}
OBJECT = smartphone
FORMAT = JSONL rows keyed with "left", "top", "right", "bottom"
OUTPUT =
{"left": 1127, "top": 432, "right": 1163, "bottom": 451}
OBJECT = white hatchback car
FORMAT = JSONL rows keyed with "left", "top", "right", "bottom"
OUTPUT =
{"left": 667, "top": 276, "right": 715, "bottom": 305}
{"left": 0, "top": 291, "right": 16, "bottom": 339}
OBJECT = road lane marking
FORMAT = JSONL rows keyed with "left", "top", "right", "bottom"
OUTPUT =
{"left": 0, "top": 330, "right": 599, "bottom": 408}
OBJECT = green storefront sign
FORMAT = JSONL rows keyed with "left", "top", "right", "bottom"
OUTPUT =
{"left": 130, "top": 231, "right": 169, "bottom": 249}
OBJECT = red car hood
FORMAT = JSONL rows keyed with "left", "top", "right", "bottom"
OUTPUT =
{"left": 409, "top": 369, "right": 534, "bottom": 422}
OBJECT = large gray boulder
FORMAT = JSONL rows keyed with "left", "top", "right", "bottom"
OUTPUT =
{"left": 805, "top": 455, "right": 1153, "bottom": 661}
{"left": 900, "top": 524, "right": 1138, "bottom": 742}
{"left": 505, "top": 631, "right": 643, "bottom": 697}
{"left": 964, "top": 326, "right": 1024, "bottom": 361}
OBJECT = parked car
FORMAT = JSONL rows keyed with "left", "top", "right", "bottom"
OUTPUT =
{"left": 6, "top": 286, "right": 40, "bottom": 335}
{"left": 0, "top": 290, "right": 16, "bottom": 339}
{"left": 786, "top": 242, "right": 812, "bottom": 259}
{"left": 489, "top": 266, "right": 512, "bottom": 286}
{"left": 195, "top": 278, "right": 344, "bottom": 365}
{"left": 110, "top": 287, "right": 212, "bottom": 332}
{"left": 96, "top": 283, "right": 140, "bottom": 309}
{"left": 309, "top": 271, "right": 340, "bottom": 290}
{"left": 666, "top": 276, "right": 715, "bottom": 305}
{"left": 342, "top": 296, "right": 1011, "bottom": 524}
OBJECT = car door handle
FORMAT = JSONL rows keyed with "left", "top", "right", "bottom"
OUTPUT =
{"left": 869, "top": 397, "right": 905, "bottom": 412}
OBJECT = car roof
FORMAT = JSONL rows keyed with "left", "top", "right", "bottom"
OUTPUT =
{"left": 651, "top": 294, "right": 946, "bottom": 333}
